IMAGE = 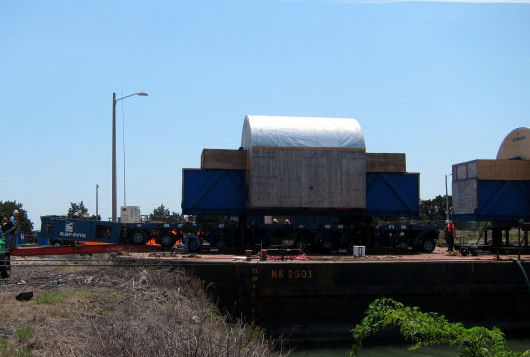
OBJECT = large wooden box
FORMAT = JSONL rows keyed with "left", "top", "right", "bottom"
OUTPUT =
{"left": 453, "top": 160, "right": 530, "bottom": 181}
{"left": 366, "top": 153, "right": 406, "bottom": 173}
{"left": 452, "top": 159, "right": 530, "bottom": 219}
{"left": 248, "top": 147, "right": 366, "bottom": 209}
{"left": 201, "top": 149, "right": 248, "bottom": 170}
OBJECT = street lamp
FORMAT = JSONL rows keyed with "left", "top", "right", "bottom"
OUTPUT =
{"left": 445, "top": 173, "right": 453, "bottom": 221}
{"left": 112, "top": 92, "right": 148, "bottom": 222}
{"left": 96, "top": 184, "right": 99, "bottom": 219}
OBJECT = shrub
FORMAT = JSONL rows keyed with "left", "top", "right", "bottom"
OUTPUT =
{"left": 351, "top": 298, "right": 530, "bottom": 357}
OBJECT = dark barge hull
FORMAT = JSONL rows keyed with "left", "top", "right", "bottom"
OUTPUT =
{"left": 130, "top": 258, "right": 530, "bottom": 342}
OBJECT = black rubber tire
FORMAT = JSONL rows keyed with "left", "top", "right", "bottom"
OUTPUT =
{"left": 422, "top": 239, "right": 436, "bottom": 253}
{"left": 158, "top": 234, "right": 176, "bottom": 249}
{"left": 215, "top": 240, "right": 227, "bottom": 251}
{"left": 322, "top": 240, "right": 333, "bottom": 251}
{"left": 0, "top": 255, "right": 11, "bottom": 278}
{"left": 188, "top": 235, "right": 201, "bottom": 252}
{"left": 295, "top": 239, "right": 306, "bottom": 251}
{"left": 130, "top": 231, "right": 147, "bottom": 245}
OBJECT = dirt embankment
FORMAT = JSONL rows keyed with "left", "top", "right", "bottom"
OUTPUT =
{"left": 0, "top": 257, "right": 285, "bottom": 357}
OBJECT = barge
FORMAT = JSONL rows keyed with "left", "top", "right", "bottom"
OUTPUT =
{"left": 122, "top": 248, "right": 530, "bottom": 342}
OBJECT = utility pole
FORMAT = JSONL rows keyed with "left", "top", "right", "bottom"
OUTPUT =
{"left": 445, "top": 174, "right": 452, "bottom": 221}
{"left": 111, "top": 91, "right": 148, "bottom": 222}
{"left": 96, "top": 184, "right": 99, "bottom": 219}
{"left": 112, "top": 93, "right": 117, "bottom": 222}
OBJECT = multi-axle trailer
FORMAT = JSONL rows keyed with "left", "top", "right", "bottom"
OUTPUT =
{"left": 39, "top": 216, "right": 185, "bottom": 249}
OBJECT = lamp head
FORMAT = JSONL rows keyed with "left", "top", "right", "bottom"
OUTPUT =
{"left": 137, "top": 92, "right": 148, "bottom": 96}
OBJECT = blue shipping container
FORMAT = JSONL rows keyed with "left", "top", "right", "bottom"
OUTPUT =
{"left": 366, "top": 172, "right": 419, "bottom": 217}
{"left": 182, "top": 169, "right": 247, "bottom": 215}
{"left": 454, "top": 180, "right": 530, "bottom": 222}
{"left": 182, "top": 169, "right": 419, "bottom": 217}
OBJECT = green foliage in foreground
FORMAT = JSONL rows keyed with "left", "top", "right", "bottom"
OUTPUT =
{"left": 0, "top": 337, "right": 33, "bottom": 357}
{"left": 351, "top": 298, "right": 530, "bottom": 357}
{"left": 35, "top": 290, "right": 89, "bottom": 305}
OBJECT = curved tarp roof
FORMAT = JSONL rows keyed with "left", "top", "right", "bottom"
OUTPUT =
{"left": 241, "top": 115, "right": 365, "bottom": 149}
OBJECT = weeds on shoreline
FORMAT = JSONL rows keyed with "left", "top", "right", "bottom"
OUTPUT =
{"left": 0, "top": 266, "right": 284, "bottom": 357}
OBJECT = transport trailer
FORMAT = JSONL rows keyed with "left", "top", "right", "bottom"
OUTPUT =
{"left": 452, "top": 159, "right": 530, "bottom": 253}
{"left": 38, "top": 216, "right": 190, "bottom": 249}
{"left": 183, "top": 168, "right": 439, "bottom": 253}
{"left": 202, "top": 219, "right": 439, "bottom": 253}
{"left": 182, "top": 115, "right": 439, "bottom": 253}
{"left": 195, "top": 220, "right": 439, "bottom": 255}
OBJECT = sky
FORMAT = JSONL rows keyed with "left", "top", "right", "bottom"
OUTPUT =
{"left": 1, "top": 0, "right": 529, "bottom": 227}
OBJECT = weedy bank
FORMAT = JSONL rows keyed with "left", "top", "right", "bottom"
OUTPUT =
{"left": 0, "top": 262, "right": 285, "bottom": 357}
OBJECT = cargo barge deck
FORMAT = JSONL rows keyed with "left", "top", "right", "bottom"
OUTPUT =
{"left": 121, "top": 247, "right": 530, "bottom": 343}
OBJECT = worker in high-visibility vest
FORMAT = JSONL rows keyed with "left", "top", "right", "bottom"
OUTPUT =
{"left": 444, "top": 220, "right": 455, "bottom": 251}
{"left": 0, "top": 218, "right": 10, "bottom": 278}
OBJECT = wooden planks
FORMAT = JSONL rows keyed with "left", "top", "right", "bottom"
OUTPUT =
{"left": 366, "top": 153, "right": 406, "bottom": 173}
{"left": 201, "top": 149, "right": 248, "bottom": 170}
{"left": 477, "top": 160, "right": 530, "bottom": 180}
{"left": 248, "top": 147, "right": 366, "bottom": 209}
{"left": 453, "top": 160, "right": 530, "bottom": 181}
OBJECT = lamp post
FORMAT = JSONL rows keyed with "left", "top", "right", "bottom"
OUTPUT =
{"left": 96, "top": 184, "right": 99, "bottom": 219}
{"left": 445, "top": 173, "right": 453, "bottom": 221}
{"left": 112, "top": 92, "right": 148, "bottom": 221}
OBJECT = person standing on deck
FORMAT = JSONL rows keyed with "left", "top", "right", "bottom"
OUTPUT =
{"left": 444, "top": 220, "right": 455, "bottom": 252}
{"left": 6, "top": 210, "right": 20, "bottom": 250}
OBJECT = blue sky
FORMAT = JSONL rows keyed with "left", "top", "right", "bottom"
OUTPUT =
{"left": 1, "top": 0, "right": 529, "bottom": 226}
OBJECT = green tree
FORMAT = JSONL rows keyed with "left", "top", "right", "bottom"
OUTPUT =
{"left": 0, "top": 201, "right": 33, "bottom": 234}
{"left": 67, "top": 201, "right": 89, "bottom": 218}
{"left": 420, "top": 195, "right": 452, "bottom": 222}
{"left": 351, "top": 298, "right": 530, "bottom": 357}
{"left": 149, "top": 204, "right": 184, "bottom": 223}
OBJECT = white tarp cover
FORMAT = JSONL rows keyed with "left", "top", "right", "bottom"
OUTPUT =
{"left": 241, "top": 115, "right": 365, "bottom": 150}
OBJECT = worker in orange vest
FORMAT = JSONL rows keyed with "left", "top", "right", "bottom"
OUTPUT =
{"left": 444, "top": 220, "right": 455, "bottom": 251}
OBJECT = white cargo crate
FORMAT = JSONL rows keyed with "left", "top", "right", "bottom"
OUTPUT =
{"left": 353, "top": 245, "right": 366, "bottom": 258}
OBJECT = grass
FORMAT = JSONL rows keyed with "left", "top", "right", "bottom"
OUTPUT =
{"left": 15, "top": 327, "right": 33, "bottom": 344}
{"left": 0, "top": 266, "right": 282, "bottom": 357}
{"left": 0, "top": 333, "right": 33, "bottom": 357}
{"left": 48, "top": 308, "right": 70, "bottom": 318}
{"left": 35, "top": 291, "right": 70, "bottom": 305}
{"left": 35, "top": 289, "right": 90, "bottom": 305}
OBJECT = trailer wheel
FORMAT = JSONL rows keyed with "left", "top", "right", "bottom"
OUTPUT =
{"left": 295, "top": 240, "right": 307, "bottom": 251}
{"left": 188, "top": 235, "right": 201, "bottom": 252}
{"left": 129, "top": 231, "right": 147, "bottom": 245}
{"left": 0, "top": 255, "right": 11, "bottom": 278}
{"left": 158, "top": 234, "right": 176, "bottom": 249}
{"left": 215, "top": 239, "right": 227, "bottom": 251}
{"left": 422, "top": 239, "right": 436, "bottom": 253}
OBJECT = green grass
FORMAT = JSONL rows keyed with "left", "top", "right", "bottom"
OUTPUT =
{"left": 35, "top": 291, "right": 70, "bottom": 305}
{"left": 35, "top": 290, "right": 90, "bottom": 305}
{"left": 49, "top": 308, "right": 70, "bottom": 318}
{"left": 15, "top": 327, "right": 34, "bottom": 344}
{"left": 0, "top": 334, "right": 33, "bottom": 357}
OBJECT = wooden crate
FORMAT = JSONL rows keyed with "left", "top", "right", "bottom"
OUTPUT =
{"left": 248, "top": 147, "right": 366, "bottom": 209}
{"left": 201, "top": 149, "right": 248, "bottom": 170}
{"left": 452, "top": 179, "right": 477, "bottom": 215}
{"left": 366, "top": 153, "right": 406, "bottom": 173}
{"left": 453, "top": 160, "right": 530, "bottom": 181}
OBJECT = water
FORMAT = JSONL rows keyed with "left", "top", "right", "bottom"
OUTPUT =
{"left": 290, "top": 339, "right": 530, "bottom": 357}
